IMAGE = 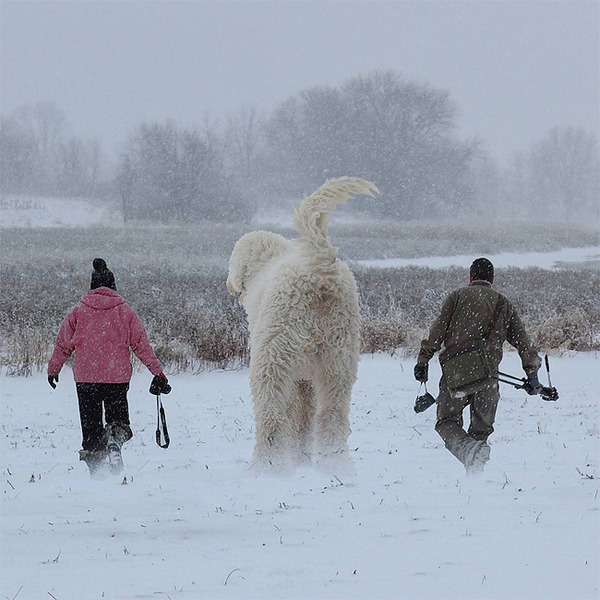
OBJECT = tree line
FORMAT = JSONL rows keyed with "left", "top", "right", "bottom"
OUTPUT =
{"left": 1, "top": 102, "right": 103, "bottom": 198}
{"left": 1, "top": 71, "right": 598, "bottom": 222}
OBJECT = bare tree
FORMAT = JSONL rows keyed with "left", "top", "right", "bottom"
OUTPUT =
{"left": 14, "top": 102, "right": 67, "bottom": 189}
{"left": 527, "top": 126, "right": 599, "bottom": 219}
{"left": 116, "top": 155, "right": 134, "bottom": 223}
{"left": 118, "top": 120, "right": 248, "bottom": 223}
{"left": 262, "top": 70, "right": 475, "bottom": 218}
{"left": 56, "top": 136, "right": 103, "bottom": 197}
{"left": 224, "top": 106, "right": 265, "bottom": 188}
{"left": 0, "top": 116, "right": 36, "bottom": 193}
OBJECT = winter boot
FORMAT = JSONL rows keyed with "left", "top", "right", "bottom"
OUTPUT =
{"left": 79, "top": 449, "right": 108, "bottom": 480}
{"left": 104, "top": 423, "right": 131, "bottom": 475}
{"left": 464, "top": 440, "right": 491, "bottom": 475}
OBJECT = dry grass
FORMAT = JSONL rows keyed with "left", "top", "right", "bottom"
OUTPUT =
{"left": 355, "top": 266, "right": 600, "bottom": 355}
{"left": 332, "top": 218, "right": 599, "bottom": 260}
{"left": 1, "top": 220, "right": 597, "bottom": 375}
{"left": 1, "top": 260, "right": 598, "bottom": 375}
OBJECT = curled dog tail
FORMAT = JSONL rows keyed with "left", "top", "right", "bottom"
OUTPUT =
{"left": 293, "top": 177, "right": 378, "bottom": 261}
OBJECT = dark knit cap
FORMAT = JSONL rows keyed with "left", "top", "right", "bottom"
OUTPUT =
{"left": 91, "top": 258, "right": 116, "bottom": 290}
{"left": 470, "top": 257, "right": 494, "bottom": 283}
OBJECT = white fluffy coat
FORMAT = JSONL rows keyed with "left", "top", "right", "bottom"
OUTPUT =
{"left": 227, "top": 177, "right": 378, "bottom": 470}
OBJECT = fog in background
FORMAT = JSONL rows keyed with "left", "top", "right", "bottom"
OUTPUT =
{"left": 1, "top": 1, "right": 598, "bottom": 224}
{"left": 1, "top": 1, "right": 599, "bottom": 382}
{"left": 3, "top": 0, "right": 598, "bottom": 162}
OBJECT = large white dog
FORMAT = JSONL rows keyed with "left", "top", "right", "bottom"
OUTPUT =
{"left": 227, "top": 177, "right": 378, "bottom": 471}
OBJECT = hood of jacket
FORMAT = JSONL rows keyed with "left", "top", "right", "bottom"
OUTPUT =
{"left": 80, "top": 287, "right": 126, "bottom": 311}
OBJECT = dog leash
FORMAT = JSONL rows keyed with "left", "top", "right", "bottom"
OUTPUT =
{"left": 155, "top": 394, "right": 170, "bottom": 449}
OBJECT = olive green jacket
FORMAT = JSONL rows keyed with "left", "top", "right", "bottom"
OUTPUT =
{"left": 418, "top": 280, "right": 541, "bottom": 375}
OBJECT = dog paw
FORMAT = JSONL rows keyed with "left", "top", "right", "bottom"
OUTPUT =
{"left": 313, "top": 448, "right": 356, "bottom": 477}
{"left": 249, "top": 452, "right": 295, "bottom": 477}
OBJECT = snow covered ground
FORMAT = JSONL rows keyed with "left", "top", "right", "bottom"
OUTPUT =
{"left": 2, "top": 352, "right": 598, "bottom": 600}
{"left": 357, "top": 246, "right": 600, "bottom": 271}
{"left": 0, "top": 195, "right": 117, "bottom": 228}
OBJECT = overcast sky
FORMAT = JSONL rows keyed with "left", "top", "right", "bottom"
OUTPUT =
{"left": 1, "top": 0, "right": 598, "bottom": 165}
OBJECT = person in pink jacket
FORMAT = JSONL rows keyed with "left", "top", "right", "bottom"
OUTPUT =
{"left": 48, "top": 258, "right": 169, "bottom": 477}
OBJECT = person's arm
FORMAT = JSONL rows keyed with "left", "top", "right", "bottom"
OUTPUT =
{"left": 48, "top": 309, "right": 77, "bottom": 377}
{"left": 414, "top": 292, "right": 456, "bottom": 382}
{"left": 128, "top": 309, "right": 164, "bottom": 377}
{"left": 506, "top": 302, "right": 542, "bottom": 375}
{"left": 417, "top": 292, "right": 456, "bottom": 363}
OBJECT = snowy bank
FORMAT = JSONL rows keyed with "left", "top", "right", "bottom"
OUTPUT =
{"left": 0, "top": 195, "right": 117, "bottom": 228}
{"left": 356, "top": 246, "right": 600, "bottom": 271}
{"left": 1, "top": 352, "right": 598, "bottom": 599}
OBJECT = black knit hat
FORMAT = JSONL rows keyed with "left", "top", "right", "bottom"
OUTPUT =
{"left": 470, "top": 257, "right": 494, "bottom": 283}
{"left": 91, "top": 258, "right": 116, "bottom": 290}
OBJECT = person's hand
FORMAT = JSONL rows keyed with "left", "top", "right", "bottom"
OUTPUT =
{"left": 150, "top": 373, "right": 171, "bottom": 395}
{"left": 523, "top": 372, "right": 543, "bottom": 395}
{"left": 414, "top": 362, "right": 429, "bottom": 383}
{"left": 48, "top": 374, "right": 59, "bottom": 389}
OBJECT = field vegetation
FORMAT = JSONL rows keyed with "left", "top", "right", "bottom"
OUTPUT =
{"left": 1, "top": 220, "right": 598, "bottom": 375}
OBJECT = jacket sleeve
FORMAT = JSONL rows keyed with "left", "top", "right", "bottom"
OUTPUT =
{"left": 505, "top": 301, "right": 542, "bottom": 375}
{"left": 128, "top": 309, "right": 163, "bottom": 376}
{"left": 48, "top": 309, "right": 77, "bottom": 376}
{"left": 417, "top": 292, "right": 456, "bottom": 363}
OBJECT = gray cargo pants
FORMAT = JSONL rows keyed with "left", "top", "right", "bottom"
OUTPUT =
{"left": 435, "top": 376, "right": 500, "bottom": 466}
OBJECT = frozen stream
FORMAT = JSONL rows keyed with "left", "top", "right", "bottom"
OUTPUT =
{"left": 356, "top": 246, "right": 600, "bottom": 270}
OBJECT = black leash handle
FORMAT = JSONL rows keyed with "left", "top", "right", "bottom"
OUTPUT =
{"left": 545, "top": 355, "right": 553, "bottom": 388}
{"left": 494, "top": 371, "right": 558, "bottom": 401}
{"left": 155, "top": 394, "right": 170, "bottom": 448}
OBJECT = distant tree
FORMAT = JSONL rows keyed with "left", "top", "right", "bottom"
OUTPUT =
{"left": 13, "top": 102, "right": 67, "bottom": 190}
{"left": 56, "top": 137, "right": 102, "bottom": 197}
{"left": 14, "top": 102, "right": 66, "bottom": 156}
{"left": 119, "top": 121, "right": 249, "bottom": 223}
{"left": 262, "top": 71, "right": 476, "bottom": 218}
{"left": 503, "top": 152, "right": 531, "bottom": 219}
{"left": 224, "top": 106, "right": 265, "bottom": 190}
{"left": 176, "top": 128, "right": 229, "bottom": 221}
{"left": 459, "top": 151, "right": 505, "bottom": 218}
{"left": 116, "top": 155, "right": 134, "bottom": 223}
{"left": 262, "top": 97, "right": 308, "bottom": 196}
{"left": 126, "top": 121, "right": 179, "bottom": 221}
{"left": 1, "top": 102, "right": 105, "bottom": 197}
{"left": 527, "top": 126, "right": 599, "bottom": 219}
{"left": 0, "top": 116, "right": 37, "bottom": 193}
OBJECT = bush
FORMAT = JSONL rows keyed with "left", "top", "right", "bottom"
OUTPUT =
{"left": 2, "top": 262, "right": 598, "bottom": 376}
{"left": 535, "top": 308, "right": 595, "bottom": 351}
{"left": 2, "top": 222, "right": 598, "bottom": 375}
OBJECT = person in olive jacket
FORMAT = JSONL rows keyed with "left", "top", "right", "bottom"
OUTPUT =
{"left": 48, "top": 259, "right": 168, "bottom": 477}
{"left": 414, "top": 258, "right": 541, "bottom": 474}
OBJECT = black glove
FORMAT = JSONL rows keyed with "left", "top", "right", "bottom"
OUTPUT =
{"left": 149, "top": 374, "right": 171, "bottom": 396}
{"left": 414, "top": 362, "right": 429, "bottom": 383}
{"left": 48, "top": 374, "right": 59, "bottom": 389}
{"left": 523, "top": 372, "right": 543, "bottom": 395}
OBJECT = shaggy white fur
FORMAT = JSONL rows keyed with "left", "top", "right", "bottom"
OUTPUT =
{"left": 227, "top": 177, "right": 378, "bottom": 471}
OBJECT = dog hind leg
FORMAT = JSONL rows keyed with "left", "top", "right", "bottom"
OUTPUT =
{"left": 249, "top": 337, "right": 303, "bottom": 471}
{"left": 312, "top": 357, "right": 355, "bottom": 464}
{"left": 288, "top": 379, "right": 316, "bottom": 464}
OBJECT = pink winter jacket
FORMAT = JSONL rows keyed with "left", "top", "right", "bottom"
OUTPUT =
{"left": 48, "top": 288, "right": 163, "bottom": 383}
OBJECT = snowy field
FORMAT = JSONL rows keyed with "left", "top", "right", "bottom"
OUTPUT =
{"left": 0, "top": 195, "right": 117, "bottom": 228}
{"left": 357, "top": 247, "right": 600, "bottom": 271}
{"left": 2, "top": 352, "right": 599, "bottom": 600}
{"left": 2, "top": 195, "right": 599, "bottom": 599}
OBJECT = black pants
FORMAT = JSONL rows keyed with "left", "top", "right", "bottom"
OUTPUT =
{"left": 76, "top": 383, "right": 132, "bottom": 452}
